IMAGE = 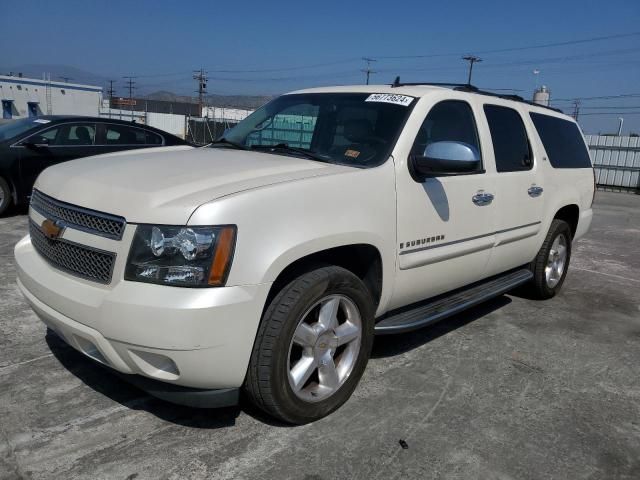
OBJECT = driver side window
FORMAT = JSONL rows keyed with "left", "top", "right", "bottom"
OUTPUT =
{"left": 411, "top": 100, "right": 482, "bottom": 170}
{"left": 40, "top": 128, "right": 59, "bottom": 141}
{"left": 24, "top": 126, "right": 60, "bottom": 145}
{"left": 246, "top": 103, "right": 319, "bottom": 149}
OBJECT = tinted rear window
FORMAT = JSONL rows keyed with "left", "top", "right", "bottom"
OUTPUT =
{"left": 483, "top": 105, "right": 532, "bottom": 172}
{"left": 529, "top": 113, "right": 592, "bottom": 168}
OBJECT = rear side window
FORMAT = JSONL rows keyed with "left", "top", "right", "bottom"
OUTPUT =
{"left": 484, "top": 105, "right": 532, "bottom": 172}
{"left": 529, "top": 113, "right": 592, "bottom": 168}
{"left": 104, "top": 125, "right": 162, "bottom": 145}
{"left": 57, "top": 124, "right": 97, "bottom": 146}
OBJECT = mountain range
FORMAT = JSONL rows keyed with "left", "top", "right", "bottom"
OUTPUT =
{"left": 1, "top": 64, "right": 272, "bottom": 108}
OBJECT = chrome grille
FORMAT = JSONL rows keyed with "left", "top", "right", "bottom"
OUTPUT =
{"left": 31, "top": 190, "right": 126, "bottom": 240}
{"left": 29, "top": 221, "right": 116, "bottom": 284}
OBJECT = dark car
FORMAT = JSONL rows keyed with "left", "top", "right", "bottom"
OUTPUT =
{"left": 0, "top": 116, "right": 190, "bottom": 215}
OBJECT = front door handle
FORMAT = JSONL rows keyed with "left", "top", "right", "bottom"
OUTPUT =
{"left": 528, "top": 185, "right": 544, "bottom": 197}
{"left": 472, "top": 191, "right": 494, "bottom": 206}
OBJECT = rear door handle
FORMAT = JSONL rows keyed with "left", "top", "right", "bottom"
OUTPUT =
{"left": 528, "top": 186, "right": 544, "bottom": 197}
{"left": 472, "top": 191, "right": 494, "bottom": 206}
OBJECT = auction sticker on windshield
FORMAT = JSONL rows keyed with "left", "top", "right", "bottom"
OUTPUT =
{"left": 365, "top": 93, "right": 414, "bottom": 106}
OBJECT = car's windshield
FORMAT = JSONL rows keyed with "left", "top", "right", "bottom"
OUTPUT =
{"left": 0, "top": 118, "right": 50, "bottom": 142}
{"left": 222, "top": 93, "right": 416, "bottom": 167}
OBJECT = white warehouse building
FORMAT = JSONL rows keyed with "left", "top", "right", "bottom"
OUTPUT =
{"left": 0, "top": 75, "right": 102, "bottom": 119}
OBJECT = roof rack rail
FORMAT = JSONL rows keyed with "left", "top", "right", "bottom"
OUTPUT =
{"left": 389, "top": 76, "right": 563, "bottom": 114}
{"left": 391, "top": 77, "right": 477, "bottom": 90}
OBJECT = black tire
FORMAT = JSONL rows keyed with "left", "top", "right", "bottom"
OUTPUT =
{"left": 244, "top": 266, "right": 375, "bottom": 424}
{"left": 526, "top": 219, "right": 573, "bottom": 299}
{"left": 0, "top": 177, "right": 12, "bottom": 216}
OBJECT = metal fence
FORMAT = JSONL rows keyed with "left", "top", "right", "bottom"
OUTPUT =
{"left": 186, "top": 118, "right": 240, "bottom": 145}
{"left": 585, "top": 135, "right": 640, "bottom": 193}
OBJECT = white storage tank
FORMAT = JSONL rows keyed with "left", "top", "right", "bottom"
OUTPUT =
{"left": 533, "top": 85, "right": 550, "bottom": 107}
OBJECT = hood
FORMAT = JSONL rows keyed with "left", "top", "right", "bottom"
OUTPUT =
{"left": 34, "top": 146, "right": 353, "bottom": 224}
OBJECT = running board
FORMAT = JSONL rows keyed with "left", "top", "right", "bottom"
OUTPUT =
{"left": 374, "top": 269, "right": 533, "bottom": 335}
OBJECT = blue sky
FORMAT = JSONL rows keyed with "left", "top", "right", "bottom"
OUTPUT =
{"left": 2, "top": 0, "right": 640, "bottom": 133}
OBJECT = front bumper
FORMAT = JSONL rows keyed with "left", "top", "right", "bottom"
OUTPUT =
{"left": 15, "top": 234, "right": 272, "bottom": 391}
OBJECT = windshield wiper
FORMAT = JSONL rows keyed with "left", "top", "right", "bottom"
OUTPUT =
{"left": 209, "top": 138, "right": 248, "bottom": 150}
{"left": 251, "top": 143, "right": 332, "bottom": 163}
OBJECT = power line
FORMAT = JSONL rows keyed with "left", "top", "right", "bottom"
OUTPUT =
{"left": 108, "top": 31, "right": 640, "bottom": 79}
{"left": 374, "top": 31, "right": 640, "bottom": 59}
{"left": 551, "top": 93, "right": 640, "bottom": 102}
{"left": 571, "top": 105, "right": 640, "bottom": 110}
{"left": 480, "top": 47, "right": 640, "bottom": 70}
{"left": 576, "top": 111, "right": 640, "bottom": 116}
{"left": 374, "top": 47, "right": 640, "bottom": 76}
{"left": 194, "top": 47, "right": 639, "bottom": 84}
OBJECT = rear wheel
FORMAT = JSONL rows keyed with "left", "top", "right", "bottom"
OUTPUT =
{"left": 527, "top": 219, "right": 572, "bottom": 299}
{"left": 0, "top": 177, "right": 13, "bottom": 216}
{"left": 244, "top": 266, "right": 374, "bottom": 424}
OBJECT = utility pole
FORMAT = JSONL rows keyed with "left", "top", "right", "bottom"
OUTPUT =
{"left": 572, "top": 99, "right": 581, "bottom": 122}
{"left": 193, "top": 68, "right": 208, "bottom": 117}
{"left": 123, "top": 76, "right": 137, "bottom": 121}
{"left": 361, "top": 57, "right": 377, "bottom": 85}
{"left": 462, "top": 55, "right": 482, "bottom": 85}
{"left": 106, "top": 80, "right": 116, "bottom": 118}
{"left": 107, "top": 80, "right": 116, "bottom": 100}
{"left": 106, "top": 80, "right": 116, "bottom": 102}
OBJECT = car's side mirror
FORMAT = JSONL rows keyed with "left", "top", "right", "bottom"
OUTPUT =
{"left": 409, "top": 141, "right": 481, "bottom": 181}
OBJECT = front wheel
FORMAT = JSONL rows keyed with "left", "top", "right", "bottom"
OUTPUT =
{"left": 0, "top": 177, "right": 12, "bottom": 216}
{"left": 244, "top": 266, "right": 375, "bottom": 424}
{"left": 527, "top": 219, "right": 572, "bottom": 299}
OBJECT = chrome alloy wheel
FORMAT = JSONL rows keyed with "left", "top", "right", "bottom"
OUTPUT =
{"left": 287, "top": 294, "right": 362, "bottom": 402}
{"left": 545, "top": 233, "right": 568, "bottom": 288}
{"left": 0, "top": 188, "right": 4, "bottom": 208}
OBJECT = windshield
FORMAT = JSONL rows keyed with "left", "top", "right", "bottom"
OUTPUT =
{"left": 223, "top": 93, "right": 416, "bottom": 167}
{"left": 0, "top": 118, "right": 49, "bottom": 142}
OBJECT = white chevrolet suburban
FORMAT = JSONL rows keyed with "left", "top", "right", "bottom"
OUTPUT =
{"left": 15, "top": 82, "right": 594, "bottom": 424}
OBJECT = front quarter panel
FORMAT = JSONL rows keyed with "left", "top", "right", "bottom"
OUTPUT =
{"left": 189, "top": 160, "right": 398, "bottom": 315}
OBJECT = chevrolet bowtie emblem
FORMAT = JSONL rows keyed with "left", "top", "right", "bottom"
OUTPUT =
{"left": 41, "top": 219, "right": 65, "bottom": 240}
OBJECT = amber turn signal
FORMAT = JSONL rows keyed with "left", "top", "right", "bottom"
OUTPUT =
{"left": 208, "top": 226, "right": 236, "bottom": 286}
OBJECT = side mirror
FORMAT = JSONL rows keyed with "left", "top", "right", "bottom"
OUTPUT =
{"left": 410, "top": 141, "right": 481, "bottom": 181}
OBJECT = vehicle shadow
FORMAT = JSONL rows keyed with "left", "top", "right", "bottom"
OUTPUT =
{"left": 45, "top": 330, "right": 242, "bottom": 429}
{"left": 45, "top": 295, "right": 511, "bottom": 428}
{"left": 371, "top": 295, "right": 512, "bottom": 358}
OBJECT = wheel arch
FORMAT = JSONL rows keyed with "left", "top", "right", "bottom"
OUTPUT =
{"left": 553, "top": 204, "right": 580, "bottom": 238}
{"left": 263, "top": 243, "right": 384, "bottom": 313}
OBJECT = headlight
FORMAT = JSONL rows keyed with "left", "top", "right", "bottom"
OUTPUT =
{"left": 125, "top": 225, "right": 236, "bottom": 287}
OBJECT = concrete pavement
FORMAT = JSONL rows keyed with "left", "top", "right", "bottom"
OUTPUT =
{"left": 1, "top": 191, "right": 639, "bottom": 479}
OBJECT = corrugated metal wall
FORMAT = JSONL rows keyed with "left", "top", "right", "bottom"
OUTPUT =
{"left": 99, "top": 108, "right": 187, "bottom": 139}
{"left": 585, "top": 135, "right": 640, "bottom": 192}
{"left": 146, "top": 112, "right": 186, "bottom": 138}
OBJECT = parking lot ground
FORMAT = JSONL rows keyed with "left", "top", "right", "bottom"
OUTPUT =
{"left": 1, "top": 191, "right": 639, "bottom": 480}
